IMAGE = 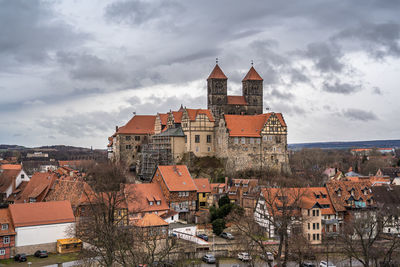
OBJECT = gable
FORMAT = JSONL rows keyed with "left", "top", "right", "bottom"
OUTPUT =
{"left": 262, "top": 113, "right": 287, "bottom": 135}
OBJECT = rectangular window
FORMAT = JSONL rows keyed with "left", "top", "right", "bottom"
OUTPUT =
{"left": 0, "top": 248, "right": 5, "bottom": 256}
{"left": 185, "top": 135, "right": 187, "bottom": 143}
{"left": 316, "top": 210, "right": 319, "bottom": 216}
{"left": 256, "top": 138, "right": 261, "bottom": 144}
{"left": 125, "top": 145, "right": 131, "bottom": 149}
{"left": 241, "top": 137, "right": 246, "bottom": 144}
{"left": 3, "top": 236, "right": 10, "bottom": 244}
{"left": 149, "top": 201, "right": 153, "bottom": 206}
{"left": 313, "top": 223, "right": 316, "bottom": 230}
{"left": 317, "top": 233, "right": 320, "bottom": 240}
{"left": 313, "top": 233, "right": 316, "bottom": 240}
{"left": 21, "top": 174, "right": 25, "bottom": 179}
{"left": 308, "top": 210, "right": 310, "bottom": 216}
{"left": 156, "top": 201, "right": 161, "bottom": 205}
{"left": 250, "top": 138, "right": 254, "bottom": 144}
{"left": 308, "top": 223, "right": 310, "bottom": 230}
{"left": 125, "top": 136, "right": 131, "bottom": 141}
{"left": 135, "top": 136, "right": 141, "bottom": 141}
{"left": 195, "top": 135, "right": 200, "bottom": 143}
{"left": 308, "top": 234, "right": 310, "bottom": 241}
{"left": 29, "top": 197, "right": 36, "bottom": 203}
{"left": 208, "top": 147, "right": 211, "bottom": 152}
{"left": 1, "top": 224, "right": 8, "bottom": 230}
{"left": 234, "top": 137, "right": 239, "bottom": 144}
{"left": 203, "top": 193, "right": 206, "bottom": 197}
{"left": 312, "top": 210, "right": 316, "bottom": 216}
{"left": 317, "top": 223, "right": 320, "bottom": 230}
{"left": 207, "top": 135, "right": 212, "bottom": 143}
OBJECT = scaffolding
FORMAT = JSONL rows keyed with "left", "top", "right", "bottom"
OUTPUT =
{"left": 139, "top": 127, "right": 185, "bottom": 180}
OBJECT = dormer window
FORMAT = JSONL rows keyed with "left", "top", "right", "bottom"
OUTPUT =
{"left": 243, "top": 184, "right": 248, "bottom": 187}
{"left": 316, "top": 195, "right": 320, "bottom": 199}
{"left": 322, "top": 194, "right": 327, "bottom": 198}
{"left": 336, "top": 188, "right": 342, "bottom": 197}
{"left": 149, "top": 201, "right": 154, "bottom": 206}
{"left": 235, "top": 183, "right": 240, "bottom": 187}
{"left": 1, "top": 224, "right": 8, "bottom": 230}
{"left": 29, "top": 197, "right": 36, "bottom": 203}
{"left": 156, "top": 201, "right": 161, "bottom": 205}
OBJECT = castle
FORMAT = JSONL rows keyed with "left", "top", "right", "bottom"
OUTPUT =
{"left": 108, "top": 63, "right": 289, "bottom": 178}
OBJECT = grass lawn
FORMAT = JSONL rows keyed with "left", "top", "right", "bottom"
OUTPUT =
{"left": 0, "top": 252, "right": 79, "bottom": 266}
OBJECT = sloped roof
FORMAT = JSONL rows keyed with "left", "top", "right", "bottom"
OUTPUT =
{"left": 124, "top": 183, "right": 169, "bottom": 213}
{"left": 0, "top": 164, "right": 21, "bottom": 170}
{"left": 16, "top": 172, "right": 57, "bottom": 203}
{"left": 194, "top": 178, "right": 211, "bottom": 193}
{"left": 9, "top": 200, "right": 75, "bottom": 227}
{"left": 207, "top": 64, "right": 227, "bottom": 80}
{"left": 159, "top": 113, "right": 168, "bottom": 126}
{"left": 156, "top": 165, "right": 197, "bottom": 192}
{"left": 117, "top": 115, "right": 156, "bottom": 135}
{"left": 326, "top": 180, "right": 373, "bottom": 212}
{"left": 227, "top": 96, "right": 247, "bottom": 105}
{"left": 0, "top": 169, "right": 20, "bottom": 192}
{"left": 372, "top": 185, "right": 400, "bottom": 211}
{"left": 156, "top": 127, "right": 185, "bottom": 137}
{"left": 242, "top": 66, "right": 263, "bottom": 81}
{"left": 186, "top": 109, "right": 215, "bottom": 122}
{"left": 224, "top": 113, "right": 286, "bottom": 137}
{"left": 172, "top": 111, "right": 183, "bottom": 123}
{"left": 134, "top": 213, "right": 168, "bottom": 227}
{"left": 45, "top": 179, "right": 91, "bottom": 208}
{"left": 0, "top": 208, "right": 16, "bottom": 236}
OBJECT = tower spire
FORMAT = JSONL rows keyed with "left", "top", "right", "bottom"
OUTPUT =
{"left": 216, "top": 57, "right": 218, "bottom": 64}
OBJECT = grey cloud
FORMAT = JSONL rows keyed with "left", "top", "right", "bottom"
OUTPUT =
{"left": 0, "top": 0, "right": 87, "bottom": 67}
{"left": 267, "top": 89, "right": 294, "bottom": 101}
{"left": 372, "top": 87, "right": 383, "bottom": 95}
{"left": 56, "top": 52, "right": 126, "bottom": 84}
{"left": 322, "top": 80, "right": 361, "bottom": 94}
{"left": 334, "top": 22, "right": 400, "bottom": 59}
{"left": 341, "top": 108, "right": 378, "bottom": 121}
{"left": 266, "top": 101, "right": 306, "bottom": 116}
{"left": 304, "top": 42, "right": 344, "bottom": 73}
{"left": 105, "top": 0, "right": 184, "bottom": 26}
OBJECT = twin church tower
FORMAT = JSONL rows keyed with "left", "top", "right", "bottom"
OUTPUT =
{"left": 207, "top": 63, "right": 264, "bottom": 122}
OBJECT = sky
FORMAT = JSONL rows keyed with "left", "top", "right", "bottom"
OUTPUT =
{"left": 1, "top": 0, "right": 400, "bottom": 149}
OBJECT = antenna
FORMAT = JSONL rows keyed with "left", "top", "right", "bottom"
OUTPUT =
{"left": 251, "top": 60, "right": 253, "bottom": 66}
{"left": 132, "top": 111, "right": 136, "bottom": 115}
{"left": 216, "top": 57, "right": 218, "bottom": 64}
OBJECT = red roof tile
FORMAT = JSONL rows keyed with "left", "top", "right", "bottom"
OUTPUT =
{"left": 207, "top": 64, "right": 227, "bottom": 80}
{"left": 124, "top": 183, "right": 169, "bottom": 213}
{"left": 194, "top": 178, "right": 211, "bottom": 193}
{"left": 0, "top": 208, "right": 16, "bottom": 236}
{"left": 227, "top": 96, "right": 247, "bottom": 105}
{"left": 0, "top": 164, "right": 22, "bottom": 170}
{"left": 117, "top": 115, "right": 156, "bottom": 135}
{"left": 134, "top": 213, "right": 168, "bottom": 227}
{"left": 0, "top": 169, "right": 20, "bottom": 192}
{"left": 156, "top": 165, "right": 197, "bottom": 192}
{"left": 242, "top": 66, "right": 263, "bottom": 81}
{"left": 16, "top": 172, "right": 57, "bottom": 203}
{"left": 186, "top": 109, "right": 215, "bottom": 122}
{"left": 9, "top": 200, "right": 75, "bottom": 227}
{"left": 224, "top": 113, "right": 286, "bottom": 137}
{"left": 159, "top": 113, "right": 168, "bottom": 125}
{"left": 172, "top": 111, "right": 183, "bottom": 123}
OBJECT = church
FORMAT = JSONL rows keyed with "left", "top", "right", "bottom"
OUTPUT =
{"left": 108, "top": 63, "right": 289, "bottom": 178}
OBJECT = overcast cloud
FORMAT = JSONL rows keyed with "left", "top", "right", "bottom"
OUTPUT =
{"left": 0, "top": 0, "right": 399, "bottom": 148}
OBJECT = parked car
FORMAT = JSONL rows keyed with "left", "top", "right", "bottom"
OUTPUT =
{"left": 197, "top": 233, "right": 209, "bottom": 241}
{"left": 202, "top": 254, "right": 216, "bottom": 264}
{"left": 320, "top": 261, "right": 336, "bottom": 267}
{"left": 301, "top": 262, "right": 316, "bottom": 267}
{"left": 14, "top": 254, "right": 27, "bottom": 262}
{"left": 238, "top": 252, "right": 251, "bottom": 261}
{"left": 34, "top": 250, "right": 48, "bottom": 258}
{"left": 260, "top": 252, "right": 274, "bottom": 261}
{"left": 220, "top": 232, "right": 234, "bottom": 239}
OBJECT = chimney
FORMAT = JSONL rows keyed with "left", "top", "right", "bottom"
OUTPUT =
{"left": 115, "top": 126, "right": 119, "bottom": 132}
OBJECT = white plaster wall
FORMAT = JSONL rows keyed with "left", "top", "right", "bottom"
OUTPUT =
{"left": 15, "top": 170, "right": 30, "bottom": 188}
{"left": 15, "top": 222, "right": 75, "bottom": 247}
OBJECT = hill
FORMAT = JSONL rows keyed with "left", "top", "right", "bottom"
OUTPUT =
{"left": 289, "top": 139, "right": 400, "bottom": 150}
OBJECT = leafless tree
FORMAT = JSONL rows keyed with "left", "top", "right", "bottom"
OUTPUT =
{"left": 337, "top": 209, "right": 400, "bottom": 267}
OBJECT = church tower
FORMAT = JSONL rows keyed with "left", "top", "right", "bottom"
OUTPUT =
{"left": 242, "top": 66, "right": 263, "bottom": 115}
{"left": 207, "top": 63, "right": 228, "bottom": 122}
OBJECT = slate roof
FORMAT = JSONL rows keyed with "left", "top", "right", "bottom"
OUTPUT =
{"left": 156, "top": 127, "right": 185, "bottom": 137}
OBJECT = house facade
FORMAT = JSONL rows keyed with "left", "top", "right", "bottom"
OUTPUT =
{"left": 151, "top": 165, "right": 197, "bottom": 221}
{"left": 0, "top": 208, "right": 16, "bottom": 259}
{"left": 9, "top": 201, "right": 75, "bottom": 254}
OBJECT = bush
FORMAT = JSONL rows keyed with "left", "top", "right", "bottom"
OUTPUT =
{"left": 212, "top": 218, "right": 226, "bottom": 236}
{"left": 218, "top": 195, "right": 230, "bottom": 207}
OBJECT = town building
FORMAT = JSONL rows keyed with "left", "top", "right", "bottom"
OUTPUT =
{"left": 0, "top": 165, "right": 30, "bottom": 203}
{"left": 193, "top": 178, "right": 211, "bottom": 209}
{"left": 15, "top": 172, "right": 57, "bottom": 203}
{"left": 9, "top": 201, "right": 75, "bottom": 254}
{"left": 151, "top": 165, "right": 197, "bottom": 221}
{"left": 0, "top": 208, "right": 16, "bottom": 259}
